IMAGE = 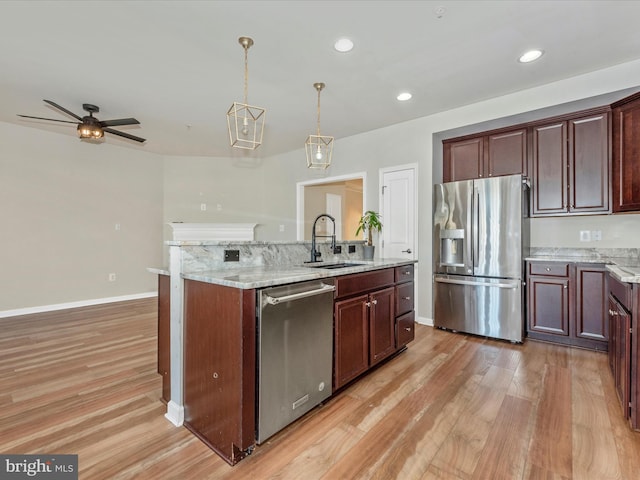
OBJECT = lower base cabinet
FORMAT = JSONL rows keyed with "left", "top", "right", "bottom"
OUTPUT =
{"left": 607, "top": 273, "right": 640, "bottom": 431}
{"left": 526, "top": 261, "right": 608, "bottom": 350}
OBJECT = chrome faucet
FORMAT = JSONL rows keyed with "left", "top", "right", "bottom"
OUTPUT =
{"left": 309, "top": 213, "right": 336, "bottom": 263}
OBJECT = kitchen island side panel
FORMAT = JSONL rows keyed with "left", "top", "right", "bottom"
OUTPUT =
{"left": 183, "top": 279, "right": 256, "bottom": 465}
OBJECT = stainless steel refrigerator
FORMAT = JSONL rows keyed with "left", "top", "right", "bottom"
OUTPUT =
{"left": 433, "top": 174, "right": 529, "bottom": 342}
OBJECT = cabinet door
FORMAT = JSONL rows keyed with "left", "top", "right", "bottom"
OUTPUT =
{"left": 608, "top": 295, "right": 617, "bottom": 377}
{"left": 528, "top": 275, "right": 570, "bottom": 336}
{"left": 369, "top": 287, "right": 396, "bottom": 366}
{"left": 612, "top": 97, "right": 640, "bottom": 212}
{"left": 443, "top": 137, "right": 484, "bottom": 182}
{"left": 530, "top": 121, "right": 568, "bottom": 215}
{"left": 486, "top": 128, "right": 527, "bottom": 178}
{"left": 610, "top": 296, "right": 631, "bottom": 419}
{"left": 574, "top": 265, "right": 608, "bottom": 345}
{"left": 568, "top": 113, "right": 610, "bottom": 213}
{"left": 334, "top": 295, "right": 369, "bottom": 389}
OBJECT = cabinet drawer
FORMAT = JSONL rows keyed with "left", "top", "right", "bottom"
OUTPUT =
{"left": 397, "top": 311, "right": 415, "bottom": 347}
{"left": 335, "top": 268, "right": 395, "bottom": 299}
{"left": 395, "top": 264, "right": 414, "bottom": 283}
{"left": 528, "top": 262, "right": 569, "bottom": 277}
{"left": 609, "top": 273, "right": 632, "bottom": 311}
{"left": 395, "top": 282, "right": 414, "bottom": 316}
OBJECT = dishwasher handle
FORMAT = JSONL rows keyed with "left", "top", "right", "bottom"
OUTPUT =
{"left": 264, "top": 283, "right": 336, "bottom": 305}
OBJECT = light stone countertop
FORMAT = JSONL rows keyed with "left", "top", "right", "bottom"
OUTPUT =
{"left": 180, "top": 258, "right": 417, "bottom": 289}
{"left": 525, "top": 250, "right": 640, "bottom": 284}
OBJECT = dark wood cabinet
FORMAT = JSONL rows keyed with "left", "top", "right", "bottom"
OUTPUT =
{"left": 443, "top": 127, "right": 526, "bottom": 182}
{"left": 526, "top": 261, "right": 608, "bottom": 350}
{"left": 182, "top": 280, "right": 256, "bottom": 465}
{"left": 333, "top": 285, "right": 395, "bottom": 390}
{"left": 575, "top": 264, "right": 608, "bottom": 348}
{"left": 530, "top": 110, "right": 610, "bottom": 216}
{"left": 608, "top": 294, "right": 631, "bottom": 419}
{"left": 157, "top": 274, "right": 170, "bottom": 404}
{"left": 527, "top": 266, "right": 570, "bottom": 339}
{"left": 334, "top": 294, "right": 370, "bottom": 389}
{"left": 612, "top": 92, "right": 640, "bottom": 212}
{"left": 368, "top": 287, "right": 396, "bottom": 366}
{"left": 333, "top": 265, "right": 415, "bottom": 390}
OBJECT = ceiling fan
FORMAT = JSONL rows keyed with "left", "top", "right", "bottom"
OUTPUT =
{"left": 18, "top": 100, "right": 146, "bottom": 143}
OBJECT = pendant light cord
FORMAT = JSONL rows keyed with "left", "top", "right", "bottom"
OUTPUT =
{"left": 244, "top": 45, "right": 249, "bottom": 105}
{"left": 316, "top": 88, "right": 321, "bottom": 136}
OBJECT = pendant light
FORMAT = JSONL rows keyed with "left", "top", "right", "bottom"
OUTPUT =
{"left": 227, "top": 37, "right": 266, "bottom": 150}
{"left": 305, "top": 82, "right": 334, "bottom": 169}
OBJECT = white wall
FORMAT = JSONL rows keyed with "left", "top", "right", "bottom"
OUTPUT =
{"left": 0, "top": 122, "right": 163, "bottom": 313}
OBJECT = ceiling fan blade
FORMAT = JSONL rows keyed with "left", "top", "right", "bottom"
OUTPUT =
{"left": 103, "top": 127, "right": 146, "bottom": 143}
{"left": 43, "top": 100, "right": 83, "bottom": 121}
{"left": 17, "top": 114, "right": 78, "bottom": 124}
{"left": 100, "top": 118, "right": 140, "bottom": 127}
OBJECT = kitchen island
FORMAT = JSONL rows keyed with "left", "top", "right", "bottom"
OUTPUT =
{"left": 151, "top": 240, "right": 417, "bottom": 465}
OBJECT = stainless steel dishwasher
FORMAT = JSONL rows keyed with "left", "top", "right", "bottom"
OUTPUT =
{"left": 257, "top": 278, "right": 335, "bottom": 443}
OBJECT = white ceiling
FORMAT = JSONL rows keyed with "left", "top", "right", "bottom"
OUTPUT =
{"left": 2, "top": 1, "right": 640, "bottom": 158}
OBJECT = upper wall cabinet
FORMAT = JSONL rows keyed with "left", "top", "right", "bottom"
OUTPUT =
{"left": 612, "top": 92, "right": 640, "bottom": 212}
{"left": 530, "top": 109, "right": 610, "bottom": 216}
{"left": 443, "top": 127, "right": 527, "bottom": 182}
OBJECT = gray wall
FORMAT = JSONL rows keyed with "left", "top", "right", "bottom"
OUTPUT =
{"left": 0, "top": 122, "right": 163, "bottom": 312}
{"left": 4, "top": 58, "right": 640, "bottom": 320}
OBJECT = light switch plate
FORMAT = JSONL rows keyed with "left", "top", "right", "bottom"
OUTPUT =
{"left": 579, "top": 230, "right": 591, "bottom": 242}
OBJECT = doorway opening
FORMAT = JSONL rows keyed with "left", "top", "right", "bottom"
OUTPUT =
{"left": 296, "top": 173, "right": 366, "bottom": 241}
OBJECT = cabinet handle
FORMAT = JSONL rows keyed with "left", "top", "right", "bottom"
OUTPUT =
{"left": 365, "top": 301, "right": 371, "bottom": 307}
{"left": 405, "top": 327, "right": 411, "bottom": 332}
{"left": 403, "top": 296, "right": 411, "bottom": 300}
{"left": 563, "top": 285, "right": 568, "bottom": 289}
{"left": 610, "top": 309, "right": 619, "bottom": 316}
{"left": 402, "top": 249, "right": 412, "bottom": 254}
{"left": 371, "top": 299, "right": 378, "bottom": 305}
{"left": 403, "top": 271, "right": 411, "bottom": 275}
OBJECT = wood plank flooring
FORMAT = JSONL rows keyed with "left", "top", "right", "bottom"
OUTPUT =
{"left": 1, "top": 298, "right": 639, "bottom": 479}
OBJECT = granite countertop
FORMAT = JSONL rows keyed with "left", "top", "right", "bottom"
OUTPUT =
{"left": 179, "top": 258, "right": 416, "bottom": 289}
{"left": 525, "top": 249, "right": 640, "bottom": 284}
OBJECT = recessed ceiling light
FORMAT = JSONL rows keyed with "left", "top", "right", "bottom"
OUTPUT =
{"left": 519, "top": 49, "right": 543, "bottom": 63}
{"left": 397, "top": 92, "right": 412, "bottom": 101}
{"left": 334, "top": 38, "right": 354, "bottom": 53}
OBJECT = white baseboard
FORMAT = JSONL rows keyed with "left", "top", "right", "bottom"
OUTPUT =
{"left": 165, "top": 400, "right": 184, "bottom": 426}
{"left": 0, "top": 291, "right": 158, "bottom": 319}
{"left": 416, "top": 315, "right": 434, "bottom": 327}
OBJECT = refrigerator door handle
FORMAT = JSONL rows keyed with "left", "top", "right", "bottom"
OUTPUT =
{"left": 434, "top": 276, "right": 518, "bottom": 289}
{"left": 473, "top": 187, "right": 479, "bottom": 271}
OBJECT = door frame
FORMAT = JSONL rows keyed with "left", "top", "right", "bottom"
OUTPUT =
{"left": 296, "top": 171, "right": 367, "bottom": 241}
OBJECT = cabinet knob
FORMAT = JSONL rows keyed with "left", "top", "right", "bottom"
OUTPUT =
{"left": 405, "top": 327, "right": 411, "bottom": 332}
{"left": 365, "top": 301, "right": 371, "bottom": 307}
{"left": 403, "top": 296, "right": 411, "bottom": 300}
{"left": 546, "top": 267, "right": 551, "bottom": 272}
{"left": 563, "top": 285, "right": 568, "bottom": 289}
{"left": 371, "top": 299, "right": 378, "bottom": 305}
{"left": 403, "top": 271, "right": 411, "bottom": 275}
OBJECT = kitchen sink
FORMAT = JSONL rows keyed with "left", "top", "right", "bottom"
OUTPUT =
{"left": 303, "top": 262, "right": 363, "bottom": 270}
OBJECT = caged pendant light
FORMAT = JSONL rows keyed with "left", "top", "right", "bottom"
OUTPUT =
{"left": 305, "top": 82, "right": 334, "bottom": 169}
{"left": 227, "top": 37, "right": 266, "bottom": 150}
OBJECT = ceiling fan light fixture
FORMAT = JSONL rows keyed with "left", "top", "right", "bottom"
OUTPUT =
{"left": 305, "top": 82, "right": 334, "bottom": 169}
{"left": 77, "top": 123, "right": 103, "bottom": 139}
{"left": 227, "top": 36, "right": 266, "bottom": 150}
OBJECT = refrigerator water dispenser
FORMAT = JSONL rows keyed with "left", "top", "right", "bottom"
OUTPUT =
{"left": 439, "top": 229, "right": 465, "bottom": 267}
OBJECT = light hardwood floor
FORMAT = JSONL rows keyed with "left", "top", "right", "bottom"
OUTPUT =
{"left": 1, "top": 298, "right": 639, "bottom": 479}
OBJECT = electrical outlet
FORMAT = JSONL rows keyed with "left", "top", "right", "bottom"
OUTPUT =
{"left": 108, "top": 273, "right": 116, "bottom": 282}
{"left": 115, "top": 223, "right": 121, "bottom": 231}
{"left": 200, "top": 203, "right": 207, "bottom": 211}
{"left": 579, "top": 230, "right": 591, "bottom": 242}
{"left": 591, "top": 230, "right": 602, "bottom": 241}
{"left": 348, "top": 245, "right": 356, "bottom": 253}
{"left": 279, "top": 224, "right": 285, "bottom": 232}
{"left": 224, "top": 249, "right": 240, "bottom": 262}
{"left": 217, "top": 204, "right": 222, "bottom": 211}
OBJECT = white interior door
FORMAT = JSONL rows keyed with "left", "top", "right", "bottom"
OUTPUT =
{"left": 380, "top": 166, "right": 416, "bottom": 260}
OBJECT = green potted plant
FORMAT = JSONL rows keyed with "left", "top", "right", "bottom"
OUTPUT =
{"left": 355, "top": 210, "right": 382, "bottom": 260}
